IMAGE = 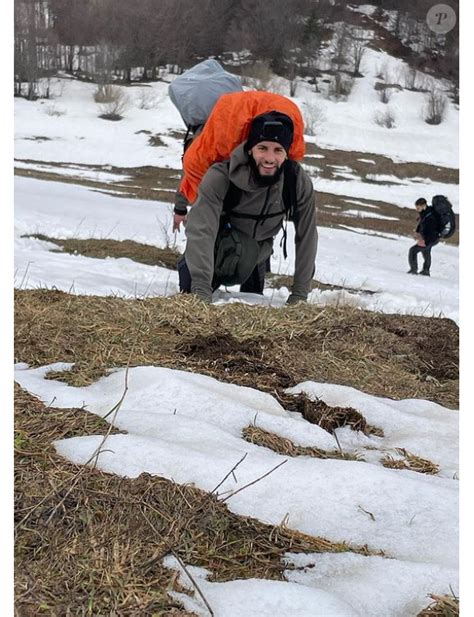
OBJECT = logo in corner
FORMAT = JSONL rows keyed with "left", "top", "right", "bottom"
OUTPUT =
{"left": 426, "top": 4, "right": 457, "bottom": 34}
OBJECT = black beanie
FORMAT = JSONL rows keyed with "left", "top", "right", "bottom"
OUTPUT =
{"left": 246, "top": 111, "right": 294, "bottom": 153}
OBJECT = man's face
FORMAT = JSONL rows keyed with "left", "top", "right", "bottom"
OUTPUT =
{"left": 415, "top": 203, "right": 426, "bottom": 213}
{"left": 249, "top": 141, "right": 287, "bottom": 177}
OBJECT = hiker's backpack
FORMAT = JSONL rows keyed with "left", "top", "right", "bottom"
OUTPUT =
{"left": 168, "top": 59, "right": 243, "bottom": 135}
{"left": 432, "top": 195, "right": 456, "bottom": 238}
{"left": 179, "top": 90, "right": 306, "bottom": 204}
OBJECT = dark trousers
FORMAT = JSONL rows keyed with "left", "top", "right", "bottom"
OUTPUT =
{"left": 408, "top": 241, "right": 437, "bottom": 273}
{"left": 178, "top": 255, "right": 267, "bottom": 295}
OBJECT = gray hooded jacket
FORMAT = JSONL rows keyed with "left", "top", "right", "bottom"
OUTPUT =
{"left": 185, "top": 143, "right": 318, "bottom": 302}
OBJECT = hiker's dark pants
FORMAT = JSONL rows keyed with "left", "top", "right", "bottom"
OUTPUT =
{"left": 177, "top": 256, "right": 267, "bottom": 295}
{"left": 240, "top": 259, "right": 268, "bottom": 294}
{"left": 408, "top": 241, "right": 438, "bottom": 273}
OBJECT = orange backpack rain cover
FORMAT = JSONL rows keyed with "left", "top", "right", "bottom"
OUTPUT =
{"left": 179, "top": 90, "right": 306, "bottom": 204}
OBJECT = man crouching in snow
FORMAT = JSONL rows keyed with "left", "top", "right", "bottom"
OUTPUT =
{"left": 176, "top": 111, "right": 318, "bottom": 305}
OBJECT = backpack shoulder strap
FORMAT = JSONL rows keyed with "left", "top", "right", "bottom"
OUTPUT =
{"left": 282, "top": 159, "right": 299, "bottom": 223}
{"left": 222, "top": 159, "right": 300, "bottom": 231}
{"left": 223, "top": 180, "right": 242, "bottom": 216}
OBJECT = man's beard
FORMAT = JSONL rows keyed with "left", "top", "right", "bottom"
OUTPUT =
{"left": 249, "top": 155, "right": 284, "bottom": 186}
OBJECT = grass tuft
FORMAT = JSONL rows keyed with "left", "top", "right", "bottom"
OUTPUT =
{"left": 381, "top": 448, "right": 440, "bottom": 475}
{"left": 242, "top": 425, "right": 361, "bottom": 460}
{"left": 417, "top": 593, "right": 459, "bottom": 616}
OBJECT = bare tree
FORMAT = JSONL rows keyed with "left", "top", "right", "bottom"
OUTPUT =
{"left": 95, "top": 41, "right": 119, "bottom": 85}
{"left": 14, "top": 0, "right": 50, "bottom": 99}
{"left": 328, "top": 73, "right": 354, "bottom": 100}
{"left": 348, "top": 28, "right": 369, "bottom": 77}
{"left": 350, "top": 41, "right": 367, "bottom": 77}
{"left": 331, "top": 23, "right": 350, "bottom": 72}
{"left": 226, "top": 0, "right": 308, "bottom": 75}
{"left": 423, "top": 89, "right": 448, "bottom": 125}
{"left": 402, "top": 66, "right": 418, "bottom": 90}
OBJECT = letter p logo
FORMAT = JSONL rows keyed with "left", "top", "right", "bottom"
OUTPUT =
{"left": 427, "top": 5, "right": 457, "bottom": 34}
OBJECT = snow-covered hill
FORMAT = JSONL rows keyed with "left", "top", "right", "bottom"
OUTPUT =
{"left": 13, "top": 29, "right": 459, "bottom": 617}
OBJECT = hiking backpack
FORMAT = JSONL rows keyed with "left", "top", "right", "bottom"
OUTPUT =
{"left": 169, "top": 62, "right": 307, "bottom": 257}
{"left": 179, "top": 90, "right": 306, "bottom": 204}
{"left": 432, "top": 195, "right": 456, "bottom": 238}
{"left": 169, "top": 59, "right": 243, "bottom": 142}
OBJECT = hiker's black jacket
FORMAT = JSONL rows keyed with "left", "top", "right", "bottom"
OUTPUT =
{"left": 185, "top": 143, "right": 318, "bottom": 303}
{"left": 416, "top": 206, "right": 439, "bottom": 245}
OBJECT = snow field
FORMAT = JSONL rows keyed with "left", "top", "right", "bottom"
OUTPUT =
{"left": 14, "top": 362, "right": 459, "bottom": 616}
{"left": 13, "top": 35, "right": 459, "bottom": 616}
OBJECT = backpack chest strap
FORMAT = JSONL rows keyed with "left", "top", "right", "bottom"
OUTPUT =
{"left": 229, "top": 209, "right": 286, "bottom": 221}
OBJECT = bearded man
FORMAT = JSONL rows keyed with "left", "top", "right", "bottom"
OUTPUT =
{"left": 176, "top": 111, "right": 318, "bottom": 304}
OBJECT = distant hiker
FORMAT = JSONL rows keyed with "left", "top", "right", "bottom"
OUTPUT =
{"left": 177, "top": 111, "right": 318, "bottom": 303}
{"left": 407, "top": 195, "right": 455, "bottom": 276}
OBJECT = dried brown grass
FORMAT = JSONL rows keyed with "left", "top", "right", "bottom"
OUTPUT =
{"left": 14, "top": 290, "right": 459, "bottom": 409}
{"left": 24, "top": 234, "right": 180, "bottom": 269}
{"left": 381, "top": 448, "right": 440, "bottom": 475}
{"left": 15, "top": 163, "right": 178, "bottom": 204}
{"left": 14, "top": 289, "right": 458, "bottom": 611}
{"left": 304, "top": 142, "right": 458, "bottom": 185}
{"left": 276, "top": 392, "right": 384, "bottom": 437}
{"left": 242, "top": 426, "right": 361, "bottom": 460}
{"left": 15, "top": 385, "right": 372, "bottom": 615}
{"left": 417, "top": 593, "right": 459, "bottom": 616}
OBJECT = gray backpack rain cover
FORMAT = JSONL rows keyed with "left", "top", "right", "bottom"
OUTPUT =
{"left": 169, "top": 59, "right": 242, "bottom": 129}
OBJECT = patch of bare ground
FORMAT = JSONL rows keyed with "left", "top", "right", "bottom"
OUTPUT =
{"left": 304, "top": 143, "right": 458, "bottom": 186}
{"left": 21, "top": 136, "right": 53, "bottom": 142}
{"left": 23, "top": 234, "right": 180, "bottom": 269}
{"left": 168, "top": 130, "right": 187, "bottom": 141}
{"left": 15, "top": 160, "right": 179, "bottom": 203}
{"left": 15, "top": 142, "right": 459, "bottom": 244}
{"left": 304, "top": 144, "right": 459, "bottom": 245}
{"left": 15, "top": 384, "right": 372, "bottom": 615}
{"left": 147, "top": 134, "right": 166, "bottom": 147}
{"left": 316, "top": 189, "right": 458, "bottom": 246}
{"left": 15, "top": 290, "right": 459, "bottom": 410}
{"left": 417, "top": 593, "right": 459, "bottom": 617}
{"left": 275, "top": 393, "right": 384, "bottom": 437}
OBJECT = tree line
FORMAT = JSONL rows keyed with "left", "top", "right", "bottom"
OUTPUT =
{"left": 14, "top": 0, "right": 458, "bottom": 99}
